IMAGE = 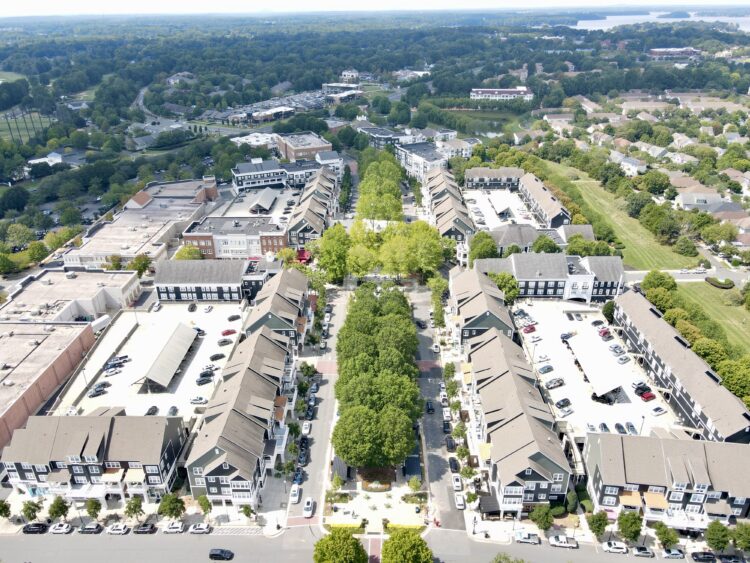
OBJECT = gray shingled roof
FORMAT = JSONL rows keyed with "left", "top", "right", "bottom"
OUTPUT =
{"left": 581, "top": 256, "right": 624, "bottom": 282}
{"left": 155, "top": 260, "right": 246, "bottom": 285}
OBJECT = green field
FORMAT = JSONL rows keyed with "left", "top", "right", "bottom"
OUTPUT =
{"left": 677, "top": 282, "right": 750, "bottom": 356}
{"left": 541, "top": 161, "right": 695, "bottom": 271}
{"left": 0, "top": 112, "right": 54, "bottom": 142}
{"left": 0, "top": 71, "right": 26, "bottom": 82}
{"left": 446, "top": 109, "right": 523, "bottom": 133}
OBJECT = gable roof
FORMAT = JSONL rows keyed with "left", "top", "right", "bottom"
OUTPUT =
{"left": 519, "top": 173, "right": 569, "bottom": 220}
{"left": 155, "top": 260, "right": 246, "bottom": 286}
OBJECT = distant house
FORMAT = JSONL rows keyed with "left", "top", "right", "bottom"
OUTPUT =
{"left": 470, "top": 86, "right": 533, "bottom": 101}
{"left": 671, "top": 132, "right": 695, "bottom": 150}
{"left": 513, "top": 130, "right": 544, "bottom": 145}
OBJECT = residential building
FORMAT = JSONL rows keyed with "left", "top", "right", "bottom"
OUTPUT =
{"left": 448, "top": 268, "right": 515, "bottom": 350}
{"left": 63, "top": 178, "right": 220, "bottom": 269}
{"left": 665, "top": 152, "right": 698, "bottom": 166}
{"left": 675, "top": 185, "right": 723, "bottom": 210}
{"left": 280, "top": 160, "right": 324, "bottom": 189}
{"left": 286, "top": 169, "right": 338, "bottom": 248}
{"left": 436, "top": 138, "right": 474, "bottom": 159}
{"left": 633, "top": 141, "right": 668, "bottom": 159}
{"left": 467, "top": 329, "right": 571, "bottom": 520}
{"left": 469, "top": 86, "right": 534, "bottom": 101}
{"left": 231, "top": 159, "right": 288, "bottom": 192}
{"left": 721, "top": 168, "right": 750, "bottom": 191}
{"left": 355, "top": 126, "right": 417, "bottom": 149}
{"left": 518, "top": 173, "right": 571, "bottom": 228}
{"left": 609, "top": 151, "right": 647, "bottom": 176}
{"left": 513, "top": 130, "right": 544, "bottom": 145}
{"left": 574, "top": 96, "right": 602, "bottom": 114}
{"left": 166, "top": 72, "right": 196, "bottom": 86}
{"left": 2, "top": 412, "right": 186, "bottom": 504}
{"left": 394, "top": 142, "right": 447, "bottom": 183}
{"left": 425, "top": 170, "right": 475, "bottom": 264}
{"left": 589, "top": 132, "right": 614, "bottom": 147}
{"left": 620, "top": 101, "right": 672, "bottom": 115}
{"left": 340, "top": 69, "right": 359, "bottom": 83}
{"left": 154, "top": 260, "right": 247, "bottom": 302}
{"left": 487, "top": 224, "right": 541, "bottom": 255}
{"left": 321, "top": 82, "right": 360, "bottom": 95}
{"left": 584, "top": 433, "right": 750, "bottom": 529}
{"left": 242, "top": 257, "right": 283, "bottom": 301}
{"left": 325, "top": 90, "right": 363, "bottom": 105}
{"left": 671, "top": 133, "right": 695, "bottom": 150}
{"left": 186, "top": 327, "right": 297, "bottom": 511}
{"left": 614, "top": 290, "right": 750, "bottom": 443}
{"left": 183, "top": 216, "right": 286, "bottom": 259}
{"left": 648, "top": 47, "right": 703, "bottom": 60}
{"left": 315, "top": 150, "right": 344, "bottom": 182}
{"left": 250, "top": 106, "right": 295, "bottom": 124}
{"left": 464, "top": 167, "right": 524, "bottom": 190}
{"left": 275, "top": 132, "right": 332, "bottom": 162}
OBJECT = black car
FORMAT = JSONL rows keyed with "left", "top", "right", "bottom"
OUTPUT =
{"left": 321, "top": 329, "right": 329, "bottom": 339}
{"left": 188, "top": 303, "right": 197, "bottom": 312}
{"left": 209, "top": 549, "right": 234, "bottom": 561}
{"left": 614, "top": 423, "right": 627, "bottom": 435}
{"left": 448, "top": 457, "right": 460, "bottom": 473}
{"left": 718, "top": 556, "right": 744, "bottom": 563}
{"left": 299, "top": 436, "right": 309, "bottom": 450}
{"left": 197, "top": 376, "right": 213, "bottom": 386}
{"left": 94, "top": 381, "right": 111, "bottom": 389}
{"left": 426, "top": 401, "right": 435, "bottom": 414}
{"left": 691, "top": 553, "right": 717, "bottom": 562}
{"left": 168, "top": 406, "right": 178, "bottom": 416}
{"left": 199, "top": 370, "right": 214, "bottom": 378}
{"left": 79, "top": 522, "right": 103, "bottom": 534}
{"left": 309, "top": 382, "right": 319, "bottom": 394}
{"left": 442, "top": 420, "right": 451, "bottom": 433}
{"left": 634, "top": 385, "right": 652, "bottom": 397}
{"left": 145, "top": 406, "right": 158, "bottom": 416}
{"left": 599, "top": 423, "right": 611, "bottom": 433}
{"left": 228, "top": 314, "right": 241, "bottom": 322}
{"left": 133, "top": 523, "right": 157, "bottom": 534}
{"left": 305, "top": 407, "right": 315, "bottom": 421}
{"left": 217, "top": 338, "right": 232, "bottom": 346}
{"left": 210, "top": 353, "right": 225, "bottom": 361}
{"left": 196, "top": 329, "right": 206, "bottom": 337}
{"left": 324, "top": 304, "right": 332, "bottom": 313}
{"left": 592, "top": 320, "right": 604, "bottom": 326}
{"left": 22, "top": 523, "right": 48, "bottom": 534}
{"left": 292, "top": 468, "right": 305, "bottom": 484}
{"left": 87, "top": 388, "right": 107, "bottom": 398}
{"left": 445, "top": 436, "right": 456, "bottom": 452}
{"left": 415, "top": 320, "right": 427, "bottom": 329}
{"left": 298, "top": 450, "right": 309, "bottom": 466}
{"left": 555, "top": 398, "right": 571, "bottom": 409}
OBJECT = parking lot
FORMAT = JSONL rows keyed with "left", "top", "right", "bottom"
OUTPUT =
{"left": 210, "top": 186, "right": 301, "bottom": 228}
{"left": 515, "top": 300, "right": 678, "bottom": 439}
{"left": 463, "top": 189, "right": 541, "bottom": 231}
{"left": 55, "top": 303, "right": 244, "bottom": 420}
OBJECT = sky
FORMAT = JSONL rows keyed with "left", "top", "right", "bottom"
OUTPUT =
{"left": 1, "top": 1, "right": 750, "bottom": 18}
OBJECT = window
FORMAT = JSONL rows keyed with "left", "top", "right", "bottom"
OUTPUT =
{"left": 733, "top": 497, "right": 747, "bottom": 505}
{"left": 733, "top": 508, "right": 743, "bottom": 516}
{"left": 539, "top": 482, "right": 548, "bottom": 489}
{"left": 602, "top": 496, "right": 617, "bottom": 506}
{"left": 648, "top": 486, "right": 665, "bottom": 494}
{"left": 673, "top": 482, "right": 687, "bottom": 492}
{"left": 685, "top": 504, "right": 701, "bottom": 514}
{"left": 89, "top": 466, "right": 100, "bottom": 474}
{"left": 537, "top": 494, "right": 546, "bottom": 500}
{"left": 104, "top": 462, "right": 121, "bottom": 469}
{"left": 91, "top": 476, "right": 102, "bottom": 484}
{"left": 74, "top": 476, "right": 87, "bottom": 484}
{"left": 605, "top": 487, "right": 619, "bottom": 495}
{"left": 689, "top": 494, "right": 705, "bottom": 503}
{"left": 56, "top": 463, "right": 67, "bottom": 469}
{"left": 694, "top": 484, "right": 708, "bottom": 493}
{"left": 145, "top": 466, "right": 159, "bottom": 474}
{"left": 72, "top": 466, "right": 84, "bottom": 474}
{"left": 34, "top": 465, "right": 47, "bottom": 472}
{"left": 129, "top": 462, "right": 142, "bottom": 469}
{"left": 524, "top": 468, "right": 532, "bottom": 476}
{"left": 222, "top": 462, "right": 229, "bottom": 470}
{"left": 523, "top": 493, "right": 534, "bottom": 502}
{"left": 219, "top": 476, "right": 230, "bottom": 485}
{"left": 669, "top": 492, "right": 684, "bottom": 501}
{"left": 707, "top": 492, "right": 722, "bottom": 500}
{"left": 193, "top": 467, "right": 203, "bottom": 476}
{"left": 38, "top": 474, "right": 47, "bottom": 482}
{"left": 504, "top": 486, "right": 523, "bottom": 496}
{"left": 208, "top": 477, "right": 216, "bottom": 483}
{"left": 195, "top": 478, "right": 206, "bottom": 486}
{"left": 551, "top": 485, "right": 563, "bottom": 493}
{"left": 209, "top": 487, "right": 218, "bottom": 494}
{"left": 553, "top": 473, "right": 564, "bottom": 482}
{"left": 21, "top": 463, "right": 31, "bottom": 470}
{"left": 83, "top": 456, "right": 97, "bottom": 463}
{"left": 148, "top": 476, "right": 161, "bottom": 484}
{"left": 624, "top": 484, "right": 639, "bottom": 492}
{"left": 233, "top": 481, "right": 251, "bottom": 489}
{"left": 25, "top": 472, "right": 34, "bottom": 480}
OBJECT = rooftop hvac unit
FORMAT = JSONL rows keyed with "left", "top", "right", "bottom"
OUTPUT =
{"left": 65, "top": 272, "right": 77, "bottom": 279}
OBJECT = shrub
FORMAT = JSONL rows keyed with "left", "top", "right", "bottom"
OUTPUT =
{"left": 550, "top": 505, "right": 567, "bottom": 518}
{"left": 566, "top": 490, "right": 579, "bottom": 513}
{"left": 580, "top": 499, "right": 594, "bottom": 513}
{"left": 706, "top": 277, "right": 735, "bottom": 289}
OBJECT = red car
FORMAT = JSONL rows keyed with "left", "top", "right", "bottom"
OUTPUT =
{"left": 598, "top": 328, "right": 610, "bottom": 337}
{"left": 522, "top": 325, "right": 536, "bottom": 334}
{"left": 640, "top": 392, "right": 656, "bottom": 402}
{"left": 221, "top": 329, "right": 237, "bottom": 337}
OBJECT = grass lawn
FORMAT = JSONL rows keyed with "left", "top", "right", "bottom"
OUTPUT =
{"left": 677, "top": 282, "right": 750, "bottom": 356}
{"left": 541, "top": 161, "right": 695, "bottom": 271}
{"left": 446, "top": 109, "right": 524, "bottom": 133}
{"left": 0, "top": 71, "right": 26, "bottom": 82}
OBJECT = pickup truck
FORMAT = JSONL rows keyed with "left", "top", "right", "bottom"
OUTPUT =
{"left": 549, "top": 535, "right": 579, "bottom": 549}
{"left": 514, "top": 531, "right": 540, "bottom": 545}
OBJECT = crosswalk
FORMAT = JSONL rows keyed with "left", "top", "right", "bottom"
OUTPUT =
{"left": 209, "top": 526, "right": 264, "bottom": 536}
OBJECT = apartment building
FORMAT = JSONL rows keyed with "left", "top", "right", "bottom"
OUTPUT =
{"left": 287, "top": 169, "right": 338, "bottom": 249}
{"left": 425, "top": 170, "right": 475, "bottom": 264}
{"left": 154, "top": 260, "right": 247, "bottom": 302}
{"left": 183, "top": 216, "right": 286, "bottom": 259}
{"left": 281, "top": 160, "right": 324, "bottom": 189}
{"left": 584, "top": 433, "right": 750, "bottom": 530}
{"left": 436, "top": 138, "right": 474, "bottom": 159}
{"left": 186, "top": 327, "right": 297, "bottom": 511}
{"left": 466, "top": 329, "right": 571, "bottom": 520}
{"left": 469, "top": 86, "right": 534, "bottom": 102}
{"left": 614, "top": 290, "right": 750, "bottom": 443}
{"left": 315, "top": 150, "right": 344, "bottom": 182}
{"left": 2, "top": 411, "right": 186, "bottom": 504}
{"left": 231, "top": 160, "right": 287, "bottom": 191}
{"left": 275, "top": 132, "right": 332, "bottom": 162}
{"left": 355, "top": 126, "right": 417, "bottom": 149}
{"left": 448, "top": 268, "right": 515, "bottom": 350}
{"left": 518, "top": 173, "right": 571, "bottom": 228}
{"left": 340, "top": 69, "right": 359, "bottom": 83}
{"left": 394, "top": 142, "right": 447, "bottom": 183}
{"left": 464, "top": 167, "right": 524, "bottom": 190}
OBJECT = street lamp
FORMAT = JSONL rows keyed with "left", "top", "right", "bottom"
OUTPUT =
{"left": 639, "top": 415, "right": 646, "bottom": 435}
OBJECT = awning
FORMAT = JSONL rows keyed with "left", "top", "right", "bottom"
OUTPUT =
{"left": 619, "top": 490, "right": 642, "bottom": 507}
{"left": 705, "top": 500, "right": 732, "bottom": 516}
{"left": 101, "top": 469, "right": 124, "bottom": 483}
{"left": 141, "top": 323, "right": 197, "bottom": 388}
{"left": 479, "top": 442, "right": 492, "bottom": 461}
{"left": 479, "top": 492, "right": 501, "bottom": 514}
{"left": 47, "top": 468, "right": 71, "bottom": 483}
{"left": 125, "top": 468, "right": 145, "bottom": 483}
{"left": 643, "top": 492, "right": 668, "bottom": 510}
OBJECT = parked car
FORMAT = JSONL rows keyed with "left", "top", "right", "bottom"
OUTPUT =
{"left": 445, "top": 436, "right": 456, "bottom": 452}
{"left": 302, "top": 497, "right": 315, "bottom": 518}
{"left": 87, "top": 388, "right": 106, "bottom": 398}
{"left": 544, "top": 378, "right": 565, "bottom": 390}
{"left": 530, "top": 335, "right": 542, "bottom": 343}
{"left": 617, "top": 356, "right": 631, "bottom": 364}
{"left": 167, "top": 406, "right": 178, "bottom": 416}
{"left": 555, "top": 398, "right": 571, "bottom": 410}
{"left": 23, "top": 523, "right": 48, "bottom": 534}
{"left": 107, "top": 523, "right": 129, "bottom": 535}
{"left": 662, "top": 549, "right": 685, "bottom": 559}
{"left": 228, "top": 314, "right": 241, "bottom": 322}
{"left": 549, "top": 535, "right": 578, "bottom": 549}
{"left": 324, "top": 304, "right": 332, "bottom": 313}
{"left": 104, "top": 368, "right": 121, "bottom": 377}
{"left": 442, "top": 408, "right": 452, "bottom": 422}
{"left": 640, "top": 392, "right": 656, "bottom": 402}
{"left": 209, "top": 549, "right": 234, "bottom": 561}
{"left": 304, "top": 407, "right": 315, "bottom": 421}
{"left": 163, "top": 521, "right": 184, "bottom": 534}
{"left": 592, "top": 320, "right": 604, "bottom": 326}
{"left": 522, "top": 325, "right": 536, "bottom": 334}
{"left": 599, "top": 423, "right": 611, "bottom": 433}
{"left": 614, "top": 423, "right": 627, "bottom": 435}
{"left": 145, "top": 406, "right": 158, "bottom": 416}
{"left": 196, "top": 376, "right": 213, "bottom": 386}
{"left": 448, "top": 457, "right": 460, "bottom": 473}
{"left": 79, "top": 522, "right": 103, "bottom": 534}
{"left": 319, "top": 340, "right": 327, "bottom": 352}
{"left": 302, "top": 421, "right": 312, "bottom": 435}
{"left": 566, "top": 312, "right": 574, "bottom": 321}
{"left": 515, "top": 531, "right": 541, "bottom": 544}
{"left": 188, "top": 303, "right": 197, "bottom": 312}
{"left": 454, "top": 493, "right": 466, "bottom": 510}
{"left": 221, "top": 329, "right": 236, "bottom": 337}
{"left": 309, "top": 382, "right": 319, "bottom": 394}
{"left": 152, "top": 302, "right": 162, "bottom": 312}
{"left": 633, "top": 546, "right": 655, "bottom": 558}
{"left": 324, "top": 313, "right": 332, "bottom": 324}
{"left": 415, "top": 320, "right": 427, "bottom": 329}
{"left": 560, "top": 332, "right": 573, "bottom": 340}
{"left": 538, "top": 365, "right": 554, "bottom": 374}
{"left": 574, "top": 313, "right": 583, "bottom": 321}
{"left": 210, "top": 353, "right": 225, "bottom": 362}
{"left": 292, "top": 468, "right": 305, "bottom": 485}
{"left": 188, "top": 524, "right": 211, "bottom": 534}
{"left": 133, "top": 523, "right": 157, "bottom": 534}
{"left": 717, "top": 555, "right": 744, "bottom": 563}
{"left": 690, "top": 553, "right": 717, "bottom": 562}
{"left": 217, "top": 338, "right": 232, "bottom": 346}
{"left": 626, "top": 422, "right": 638, "bottom": 435}
{"left": 50, "top": 522, "right": 72, "bottom": 534}
{"left": 452, "top": 474, "right": 463, "bottom": 491}
{"left": 653, "top": 406, "right": 668, "bottom": 416}
{"left": 426, "top": 401, "right": 435, "bottom": 414}
{"left": 298, "top": 449, "right": 309, "bottom": 467}
{"left": 538, "top": 354, "right": 550, "bottom": 362}
{"left": 602, "top": 541, "right": 629, "bottom": 554}
{"left": 432, "top": 343, "right": 440, "bottom": 354}
{"left": 442, "top": 420, "right": 451, "bottom": 434}
{"left": 204, "top": 305, "right": 213, "bottom": 313}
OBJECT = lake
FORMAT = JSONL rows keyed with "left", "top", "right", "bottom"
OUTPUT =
{"left": 573, "top": 11, "right": 750, "bottom": 32}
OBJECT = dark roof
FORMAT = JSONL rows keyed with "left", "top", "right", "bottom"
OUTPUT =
{"left": 280, "top": 160, "right": 323, "bottom": 173}
{"left": 233, "top": 160, "right": 284, "bottom": 174}
{"left": 185, "top": 216, "right": 281, "bottom": 235}
{"left": 399, "top": 142, "right": 444, "bottom": 161}
{"left": 316, "top": 150, "right": 340, "bottom": 161}
{"left": 155, "top": 260, "right": 246, "bottom": 285}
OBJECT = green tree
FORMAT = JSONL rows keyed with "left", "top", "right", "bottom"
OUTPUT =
{"left": 587, "top": 511, "right": 609, "bottom": 539}
{"left": 692, "top": 338, "right": 728, "bottom": 367}
{"left": 408, "top": 476, "right": 421, "bottom": 493}
{"left": 490, "top": 555, "right": 529, "bottom": 563}
{"left": 468, "top": 231, "right": 499, "bottom": 267}
{"left": 452, "top": 422, "right": 467, "bottom": 441}
{"left": 379, "top": 406, "right": 416, "bottom": 467}
{"left": 674, "top": 236, "right": 698, "bottom": 257}
{"left": 625, "top": 191, "right": 654, "bottom": 218}
{"left": 331, "top": 406, "right": 383, "bottom": 467}
{"left": 529, "top": 505, "right": 554, "bottom": 532}
{"left": 456, "top": 445, "right": 470, "bottom": 461}
{"left": 157, "top": 493, "right": 186, "bottom": 520}
{"left": 85, "top": 498, "right": 102, "bottom": 521}
{"left": 0, "top": 499, "right": 10, "bottom": 520}
{"left": 645, "top": 287, "right": 674, "bottom": 312}
{"left": 314, "top": 528, "right": 368, "bottom": 563}
{"left": 502, "top": 244, "right": 522, "bottom": 258}
{"left": 616, "top": 511, "right": 642, "bottom": 543}
{"left": 653, "top": 522, "right": 679, "bottom": 550}
{"left": 318, "top": 223, "right": 351, "bottom": 284}
{"left": 124, "top": 496, "right": 145, "bottom": 521}
{"left": 459, "top": 466, "right": 476, "bottom": 480}
{"left": 288, "top": 421, "right": 301, "bottom": 440}
{"left": 488, "top": 272, "right": 520, "bottom": 304}
{"left": 48, "top": 496, "right": 70, "bottom": 521}
{"left": 241, "top": 505, "right": 254, "bottom": 519}
{"left": 129, "top": 254, "right": 152, "bottom": 277}
{"left": 0, "top": 254, "right": 17, "bottom": 274}
{"left": 705, "top": 520, "right": 731, "bottom": 552}
{"left": 663, "top": 308, "right": 689, "bottom": 326}
{"left": 26, "top": 241, "right": 48, "bottom": 263}
{"left": 531, "top": 235, "right": 561, "bottom": 254}
{"left": 602, "top": 300, "right": 615, "bottom": 323}
{"left": 277, "top": 247, "right": 297, "bottom": 266}
{"left": 638, "top": 170, "right": 670, "bottom": 195}
{"left": 21, "top": 500, "right": 42, "bottom": 522}
{"left": 59, "top": 206, "right": 82, "bottom": 226}
{"left": 641, "top": 270, "right": 677, "bottom": 292}
{"left": 381, "top": 529, "right": 433, "bottom": 563}
{"left": 174, "top": 245, "right": 203, "bottom": 260}
{"left": 675, "top": 319, "right": 702, "bottom": 345}
{"left": 197, "top": 495, "right": 212, "bottom": 519}
{"left": 331, "top": 473, "right": 344, "bottom": 492}
{"left": 733, "top": 522, "right": 750, "bottom": 552}
{"left": 347, "top": 244, "right": 378, "bottom": 278}
{"left": 5, "top": 223, "right": 34, "bottom": 248}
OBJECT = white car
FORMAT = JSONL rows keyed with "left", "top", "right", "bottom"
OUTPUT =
{"left": 452, "top": 474, "right": 463, "bottom": 491}
{"left": 662, "top": 548, "right": 685, "bottom": 559}
{"left": 439, "top": 382, "right": 446, "bottom": 394}
{"left": 454, "top": 493, "right": 465, "bottom": 510}
{"left": 442, "top": 408, "right": 452, "bottom": 422}
{"left": 559, "top": 406, "right": 574, "bottom": 418}
{"left": 107, "top": 523, "right": 129, "bottom": 535}
{"left": 652, "top": 406, "right": 667, "bottom": 416}
{"left": 203, "top": 305, "right": 213, "bottom": 313}
{"left": 152, "top": 301, "right": 162, "bottom": 312}
{"left": 290, "top": 484, "right": 301, "bottom": 504}
{"left": 50, "top": 522, "right": 72, "bottom": 534}
{"left": 302, "top": 421, "right": 312, "bottom": 435}
{"left": 302, "top": 497, "right": 314, "bottom": 518}
{"left": 324, "top": 313, "right": 331, "bottom": 324}
{"left": 602, "top": 541, "right": 628, "bottom": 554}
{"left": 191, "top": 397, "right": 208, "bottom": 405}
{"left": 432, "top": 344, "right": 440, "bottom": 354}
{"left": 163, "top": 521, "right": 184, "bottom": 534}
{"left": 104, "top": 368, "right": 121, "bottom": 377}
{"left": 515, "top": 531, "right": 541, "bottom": 544}
{"left": 188, "top": 523, "right": 211, "bottom": 534}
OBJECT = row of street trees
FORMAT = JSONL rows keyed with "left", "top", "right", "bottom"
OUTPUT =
{"left": 314, "top": 527, "right": 433, "bottom": 563}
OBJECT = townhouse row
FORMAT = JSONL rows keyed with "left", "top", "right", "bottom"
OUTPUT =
{"left": 423, "top": 169, "right": 476, "bottom": 265}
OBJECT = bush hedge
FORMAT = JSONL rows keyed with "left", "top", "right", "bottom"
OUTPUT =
{"left": 705, "top": 277, "right": 735, "bottom": 289}
{"left": 550, "top": 505, "right": 567, "bottom": 518}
